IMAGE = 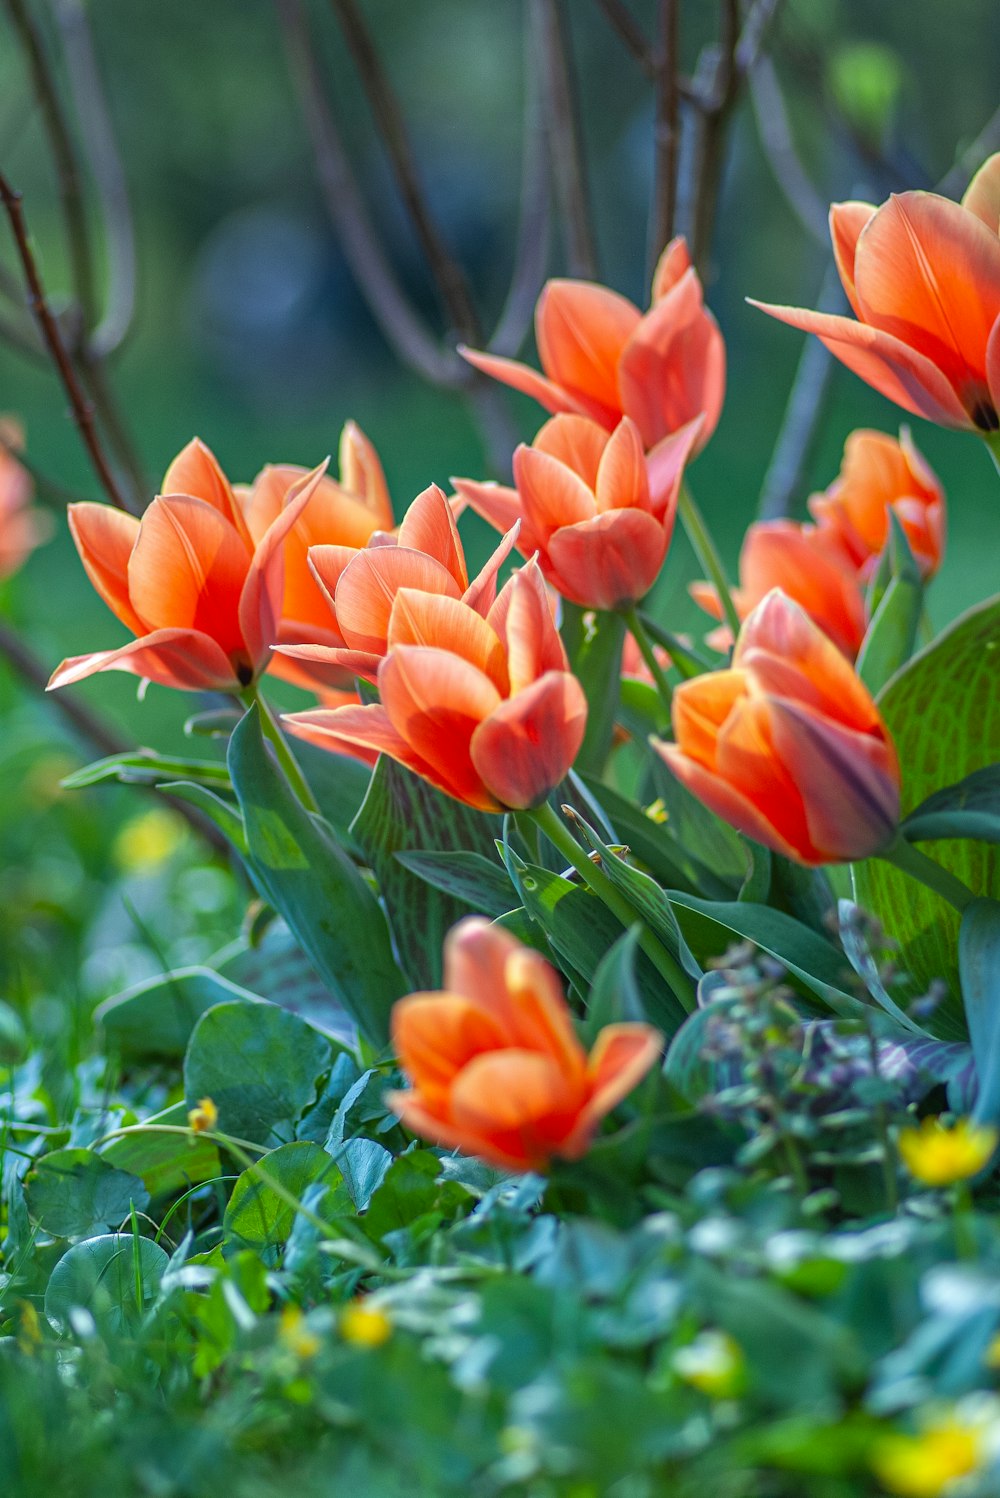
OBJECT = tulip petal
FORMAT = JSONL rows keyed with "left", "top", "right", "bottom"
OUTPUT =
{"left": 380, "top": 645, "right": 504, "bottom": 811}
{"left": 671, "top": 669, "right": 748, "bottom": 768}
{"left": 127, "top": 495, "right": 251, "bottom": 661}
{"left": 512, "top": 445, "right": 597, "bottom": 544}
{"left": 829, "top": 201, "right": 877, "bottom": 316}
{"left": 736, "top": 522, "right": 867, "bottom": 659}
{"left": 531, "top": 413, "right": 609, "bottom": 487}
{"left": 444, "top": 918, "right": 522, "bottom": 1018}
{"left": 388, "top": 589, "right": 509, "bottom": 693}
{"left": 961, "top": 152, "right": 1000, "bottom": 235}
{"left": 462, "top": 522, "right": 522, "bottom": 617}
{"left": 470, "top": 669, "right": 587, "bottom": 809}
{"left": 536, "top": 280, "right": 642, "bottom": 422}
{"left": 573, "top": 1022, "right": 662, "bottom": 1140}
{"left": 162, "top": 437, "right": 253, "bottom": 549}
{"left": 748, "top": 300, "right": 970, "bottom": 426}
{"left": 449, "top": 1049, "right": 586, "bottom": 1168}
{"left": 458, "top": 346, "right": 592, "bottom": 420}
{"left": 853, "top": 192, "right": 1000, "bottom": 404}
{"left": 48, "top": 627, "right": 238, "bottom": 693}
{"left": 67, "top": 503, "right": 143, "bottom": 634}
{"left": 240, "top": 462, "right": 328, "bottom": 671}
{"left": 503, "top": 947, "right": 587, "bottom": 1075}
{"left": 307, "top": 543, "right": 361, "bottom": 619}
{"left": 497, "top": 562, "right": 570, "bottom": 693}
{"left": 397, "top": 484, "right": 468, "bottom": 589}
{"left": 765, "top": 698, "right": 900, "bottom": 861}
{"left": 650, "top": 237, "right": 693, "bottom": 301}
{"left": 645, "top": 418, "right": 703, "bottom": 520}
{"left": 271, "top": 639, "right": 373, "bottom": 689}
{"left": 334, "top": 546, "right": 462, "bottom": 655}
{"left": 386, "top": 1089, "right": 534, "bottom": 1172}
{"left": 715, "top": 694, "right": 814, "bottom": 856}
{"left": 546, "top": 508, "right": 668, "bottom": 609}
{"left": 654, "top": 739, "right": 802, "bottom": 860}
{"left": 339, "top": 419, "right": 395, "bottom": 529}
{"left": 282, "top": 702, "right": 419, "bottom": 773}
{"left": 988, "top": 315, "right": 1000, "bottom": 419}
{"left": 618, "top": 270, "right": 726, "bottom": 448}
{"left": 594, "top": 416, "right": 649, "bottom": 513}
{"left": 391, "top": 991, "right": 508, "bottom": 1103}
{"left": 450, "top": 477, "right": 541, "bottom": 557}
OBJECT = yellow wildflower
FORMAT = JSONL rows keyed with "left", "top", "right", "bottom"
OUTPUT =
{"left": 278, "top": 1305, "right": 320, "bottom": 1361}
{"left": 113, "top": 808, "right": 185, "bottom": 872}
{"left": 872, "top": 1418, "right": 983, "bottom": 1497}
{"left": 187, "top": 1097, "right": 218, "bottom": 1134}
{"left": 673, "top": 1330, "right": 744, "bottom": 1397}
{"left": 340, "top": 1298, "right": 392, "bottom": 1349}
{"left": 645, "top": 798, "right": 668, "bottom": 825}
{"left": 897, "top": 1117, "right": 997, "bottom": 1187}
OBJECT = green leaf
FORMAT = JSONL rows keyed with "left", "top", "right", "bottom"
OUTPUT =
{"left": 853, "top": 595, "right": 1000, "bottom": 1026}
{"left": 650, "top": 754, "right": 752, "bottom": 890}
{"left": 363, "top": 1150, "right": 470, "bottom": 1245}
{"left": 228, "top": 705, "right": 405, "bottom": 1046}
{"left": 901, "top": 764, "right": 1000, "bottom": 845}
{"left": 98, "top": 1102, "right": 220, "bottom": 1198}
{"left": 583, "top": 928, "right": 646, "bottom": 1042}
{"left": 351, "top": 754, "right": 502, "bottom": 988}
{"left": 223, "top": 1141, "right": 350, "bottom": 1260}
{"left": 857, "top": 513, "right": 923, "bottom": 694}
{"left": 292, "top": 738, "right": 373, "bottom": 858}
{"left": 214, "top": 922, "right": 357, "bottom": 1043}
{"left": 94, "top": 967, "right": 263, "bottom": 1060}
{"left": 394, "top": 849, "right": 516, "bottom": 919}
{"left": 184, "top": 999, "right": 332, "bottom": 1147}
{"left": 61, "top": 750, "right": 230, "bottom": 791}
{"left": 959, "top": 900, "right": 1000, "bottom": 1125}
{"left": 571, "top": 609, "right": 626, "bottom": 774}
{"left": 578, "top": 775, "right": 732, "bottom": 896}
{"left": 44, "top": 1234, "right": 169, "bottom": 1334}
{"left": 161, "top": 781, "right": 247, "bottom": 853}
{"left": 24, "top": 1150, "right": 149, "bottom": 1240}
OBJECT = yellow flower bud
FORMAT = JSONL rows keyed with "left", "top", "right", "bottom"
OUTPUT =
{"left": 898, "top": 1117, "right": 997, "bottom": 1187}
{"left": 339, "top": 1299, "right": 392, "bottom": 1349}
{"left": 187, "top": 1097, "right": 218, "bottom": 1135}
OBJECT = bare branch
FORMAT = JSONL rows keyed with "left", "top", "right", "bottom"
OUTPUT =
{"left": 748, "top": 54, "right": 828, "bottom": 245}
{"left": 648, "top": 0, "right": 681, "bottom": 273}
{"left": 531, "top": 0, "right": 598, "bottom": 279}
{"left": 328, "top": 0, "right": 482, "bottom": 342}
{"left": 0, "top": 173, "right": 134, "bottom": 512}
{"left": 592, "top": 0, "right": 654, "bottom": 76}
{"left": 689, "top": 0, "right": 740, "bottom": 273}
{"left": 274, "top": 0, "right": 462, "bottom": 386}
{"left": 735, "top": 0, "right": 785, "bottom": 76}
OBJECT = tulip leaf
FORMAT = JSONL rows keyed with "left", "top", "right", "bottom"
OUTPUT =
{"left": 351, "top": 755, "right": 503, "bottom": 989}
{"left": 161, "top": 782, "right": 248, "bottom": 855}
{"left": 958, "top": 899, "right": 1000, "bottom": 1126}
{"left": 228, "top": 706, "right": 405, "bottom": 1045}
{"left": 214, "top": 921, "right": 358, "bottom": 1045}
{"left": 571, "top": 609, "right": 626, "bottom": 774}
{"left": 583, "top": 927, "right": 647, "bottom": 1041}
{"left": 578, "top": 775, "right": 734, "bottom": 897}
{"left": 61, "top": 750, "right": 231, "bottom": 790}
{"left": 853, "top": 595, "right": 1000, "bottom": 1030}
{"left": 94, "top": 966, "right": 264, "bottom": 1059}
{"left": 900, "top": 764, "right": 1000, "bottom": 845}
{"left": 394, "top": 849, "right": 517, "bottom": 919}
{"left": 857, "top": 516, "right": 924, "bottom": 696}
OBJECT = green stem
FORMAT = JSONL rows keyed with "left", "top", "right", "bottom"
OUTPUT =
{"left": 239, "top": 687, "right": 319, "bottom": 814}
{"left": 621, "top": 605, "right": 672, "bottom": 724}
{"left": 678, "top": 480, "right": 742, "bottom": 643}
{"left": 572, "top": 608, "right": 627, "bottom": 776}
{"left": 985, "top": 429, "right": 1000, "bottom": 480}
{"left": 879, "top": 834, "right": 976, "bottom": 915}
{"left": 529, "top": 800, "right": 695, "bottom": 1012}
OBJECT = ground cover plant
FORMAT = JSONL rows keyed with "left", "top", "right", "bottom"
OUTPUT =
{"left": 2, "top": 2, "right": 1000, "bottom": 1494}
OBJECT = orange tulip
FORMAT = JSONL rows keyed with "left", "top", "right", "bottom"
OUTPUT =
{"left": 751, "top": 154, "right": 1000, "bottom": 434}
{"left": 691, "top": 519, "right": 867, "bottom": 659}
{"left": 808, "top": 427, "right": 945, "bottom": 580}
{"left": 48, "top": 446, "right": 327, "bottom": 694}
{"left": 453, "top": 414, "right": 700, "bottom": 610}
{"left": 0, "top": 418, "right": 49, "bottom": 580}
{"left": 461, "top": 237, "right": 725, "bottom": 451}
{"left": 283, "top": 559, "right": 587, "bottom": 812}
{"left": 276, "top": 481, "right": 519, "bottom": 686}
{"left": 655, "top": 590, "right": 900, "bottom": 865}
{"left": 387, "top": 917, "right": 662, "bottom": 1172}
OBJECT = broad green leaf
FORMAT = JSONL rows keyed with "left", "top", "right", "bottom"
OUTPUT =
{"left": 228, "top": 706, "right": 404, "bottom": 1045}
{"left": 161, "top": 781, "right": 247, "bottom": 853}
{"left": 583, "top": 928, "right": 646, "bottom": 1042}
{"left": 99, "top": 1102, "right": 220, "bottom": 1197}
{"left": 292, "top": 738, "right": 372, "bottom": 858}
{"left": 184, "top": 999, "right": 332, "bottom": 1147}
{"left": 901, "top": 765, "right": 1000, "bottom": 845}
{"left": 853, "top": 595, "right": 1000, "bottom": 1027}
{"left": 351, "top": 754, "right": 502, "bottom": 988}
{"left": 857, "top": 511, "right": 923, "bottom": 695}
{"left": 363, "top": 1150, "right": 470, "bottom": 1245}
{"left": 394, "top": 849, "right": 517, "bottom": 919}
{"left": 44, "top": 1234, "right": 169, "bottom": 1334}
{"left": 650, "top": 754, "right": 752, "bottom": 889}
{"left": 214, "top": 922, "right": 356, "bottom": 1043}
{"left": 959, "top": 900, "right": 1000, "bottom": 1125}
{"left": 94, "top": 967, "right": 263, "bottom": 1059}
{"left": 223, "top": 1141, "right": 351, "bottom": 1260}
{"left": 24, "top": 1150, "right": 149, "bottom": 1239}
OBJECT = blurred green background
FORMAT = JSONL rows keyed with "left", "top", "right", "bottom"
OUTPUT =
{"left": 0, "top": 0, "right": 997, "bottom": 1017}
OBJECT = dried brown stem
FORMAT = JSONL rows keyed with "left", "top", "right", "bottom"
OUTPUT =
{"left": 0, "top": 174, "right": 133, "bottom": 512}
{"left": 328, "top": 0, "right": 481, "bottom": 341}
{"left": 592, "top": 0, "right": 654, "bottom": 76}
{"left": 649, "top": 0, "right": 681, "bottom": 272}
{"left": 532, "top": 0, "right": 598, "bottom": 279}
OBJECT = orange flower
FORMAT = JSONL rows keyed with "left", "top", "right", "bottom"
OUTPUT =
{"left": 283, "top": 559, "right": 587, "bottom": 812}
{"left": 692, "top": 519, "right": 867, "bottom": 659}
{"left": 461, "top": 237, "right": 725, "bottom": 451}
{"left": 387, "top": 917, "right": 662, "bottom": 1172}
{"left": 48, "top": 445, "right": 327, "bottom": 694}
{"left": 655, "top": 589, "right": 900, "bottom": 865}
{"left": 276, "top": 481, "right": 519, "bottom": 686}
{"left": 0, "top": 418, "right": 49, "bottom": 580}
{"left": 808, "top": 427, "right": 945, "bottom": 580}
{"left": 453, "top": 414, "right": 699, "bottom": 610}
{"left": 751, "top": 155, "right": 1000, "bottom": 433}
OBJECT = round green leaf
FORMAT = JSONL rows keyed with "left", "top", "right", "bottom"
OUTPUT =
{"left": 44, "top": 1234, "right": 169, "bottom": 1334}
{"left": 223, "top": 1140, "right": 350, "bottom": 1258}
{"left": 24, "top": 1150, "right": 149, "bottom": 1240}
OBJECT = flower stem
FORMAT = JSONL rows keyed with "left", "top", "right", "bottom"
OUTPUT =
{"left": 239, "top": 687, "right": 319, "bottom": 814}
{"left": 678, "top": 479, "right": 742, "bottom": 643}
{"left": 621, "top": 604, "right": 672, "bottom": 724}
{"left": 529, "top": 799, "right": 695, "bottom": 1012}
{"left": 879, "top": 834, "right": 976, "bottom": 915}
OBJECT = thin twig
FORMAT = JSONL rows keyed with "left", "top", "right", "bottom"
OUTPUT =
{"left": 274, "top": 0, "right": 462, "bottom": 386}
{"left": 532, "top": 0, "right": 598, "bottom": 279}
{"left": 328, "top": 0, "right": 481, "bottom": 341}
{"left": 748, "top": 53, "right": 828, "bottom": 245}
{"left": 0, "top": 621, "right": 231, "bottom": 859}
{"left": 648, "top": 0, "right": 680, "bottom": 274}
{"left": 0, "top": 173, "right": 134, "bottom": 512}
{"left": 735, "top": 0, "right": 785, "bottom": 75}
{"left": 592, "top": 0, "right": 654, "bottom": 76}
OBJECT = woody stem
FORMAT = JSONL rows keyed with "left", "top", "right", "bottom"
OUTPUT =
{"left": 879, "top": 834, "right": 976, "bottom": 915}
{"left": 239, "top": 687, "right": 319, "bottom": 815}
{"left": 529, "top": 799, "right": 695, "bottom": 1012}
{"left": 678, "top": 479, "right": 742, "bottom": 642}
{"left": 620, "top": 604, "right": 672, "bottom": 723}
